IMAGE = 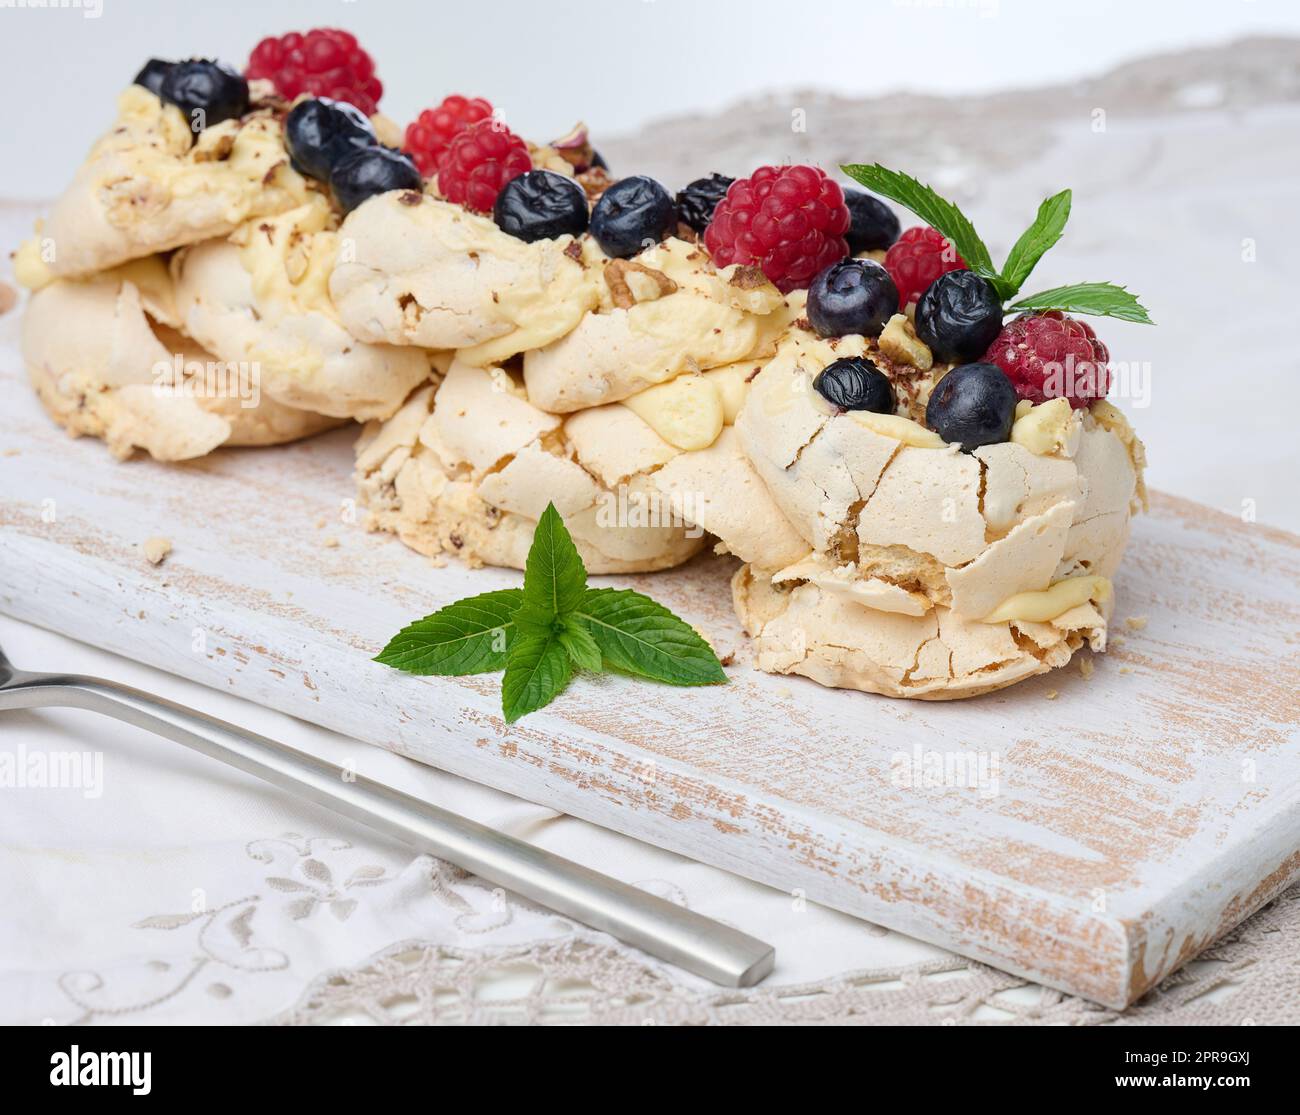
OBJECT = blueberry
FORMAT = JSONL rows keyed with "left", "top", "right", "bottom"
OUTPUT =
{"left": 925, "top": 362, "right": 1018, "bottom": 451}
{"left": 494, "top": 170, "right": 589, "bottom": 243}
{"left": 915, "top": 270, "right": 1004, "bottom": 363}
{"left": 589, "top": 175, "right": 676, "bottom": 258}
{"left": 807, "top": 259, "right": 899, "bottom": 339}
{"left": 675, "top": 173, "right": 734, "bottom": 234}
{"left": 813, "top": 357, "right": 895, "bottom": 414}
{"left": 843, "top": 189, "right": 900, "bottom": 253}
{"left": 330, "top": 147, "right": 422, "bottom": 215}
{"left": 134, "top": 59, "right": 174, "bottom": 98}
{"left": 285, "top": 97, "right": 377, "bottom": 182}
{"left": 159, "top": 60, "right": 249, "bottom": 129}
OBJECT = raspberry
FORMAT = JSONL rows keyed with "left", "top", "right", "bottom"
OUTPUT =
{"left": 884, "top": 226, "right": 967, "bottom": 306}
{"left": 436, "top": 118, "right": 532, "bottom": 213}
{"left": 404, "top": 95, "right": 494, "bottom": 179}
{"left": 246, "top": 28, "right": 382, "bottom": 116}
{"left": 703, "top": 165, "right": 850, "bottom": 293}
{"left": 981, "top": 311, "right": 1111, "bottom": 409}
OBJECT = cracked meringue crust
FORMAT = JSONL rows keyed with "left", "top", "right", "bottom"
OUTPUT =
{"left": 354, "top": 360, "right": 707, "bottom": 574}
{"left": 732, "top": 328, "right": 1145, "bottom": 699}
{"left": 171, "top": 197, "right": 431, "bottom": 422}
{"left": 22, "top": 259, "right": 339, "bottom": 461}
{"left": 34, "top": 84, "right": 311, "bottom": 280}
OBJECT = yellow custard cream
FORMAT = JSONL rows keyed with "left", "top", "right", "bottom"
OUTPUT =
{"left": 982, "top": 575, "right": 1112, "bottom": 624}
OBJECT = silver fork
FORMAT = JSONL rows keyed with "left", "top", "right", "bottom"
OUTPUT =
{"left": 0, "top": 642, "right": 773, "bottom": 987}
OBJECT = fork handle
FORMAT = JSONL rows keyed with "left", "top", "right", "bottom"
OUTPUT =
{"left": 1, "top": 672, "right": 774, "bottom": 987}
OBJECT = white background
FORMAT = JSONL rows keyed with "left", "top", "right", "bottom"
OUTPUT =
{"left": 3, "top": 0, "right": 1300, "bottom": 197}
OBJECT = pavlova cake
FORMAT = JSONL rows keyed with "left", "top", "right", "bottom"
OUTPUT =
{"left": 12, "top": 26, "right": 1150, "bottom": 700}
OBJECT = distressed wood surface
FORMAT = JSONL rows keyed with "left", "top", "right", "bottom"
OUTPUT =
{"left": 1, "top": 305, "right": 1297, "bottom": 1008}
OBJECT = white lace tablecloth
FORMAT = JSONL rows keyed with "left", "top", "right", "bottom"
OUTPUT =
{"left": 2, "top": 612, "right": 1296, "bottom": 1026}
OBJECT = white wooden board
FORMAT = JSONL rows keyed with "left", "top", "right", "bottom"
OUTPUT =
{"left": 1, "top": 309, "right": 1298, "bottom": 1008}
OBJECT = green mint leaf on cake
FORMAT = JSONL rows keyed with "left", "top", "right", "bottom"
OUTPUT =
{"left": 520, "top": 502, "right": 587, "bottom": 619}
{"left": 1000, "top": 189, "right": 1072, "bottom": 295}
{"left": 501, "top": 629, "right": 573, "bottom": 723}
{"left": 1010, "top": 283, "right": 1154, "bottom": 324}
{"left": 376, "top": 502, "right": 728, "bottom": 721}
{"left": 373, "top": 589, "right": 522, "bottom": 675}
{"left": 575, "top": 588, "right": 728, "bottom": 686}
{"left": 839, "top": 163, "right": 1003, "bottom": 291}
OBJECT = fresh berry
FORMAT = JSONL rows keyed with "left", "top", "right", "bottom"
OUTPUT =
{"left": 813, "top": 357, "right": 895, "bottom": 414}
{"left": 159, "top": 60, "right": 249, "bottom": 128}
{"left": 915, "top": 271, "right": 1004, "bottom": 363}
{"left": 404, "top": 95, "right": 494, "bottom": 178}
{"left": 494, "top": 170, "right": 589, "bottom": 243}
{"left": 134, "top": 59, "right": 173, "bottom": 98}
{"left": 330, "top": 147, "right": 422, "bottom": 215}
{"left": 284, "top": 97, "right": 376, "bottom": 181}
{"left": 704, "top": 165, "right": 850, "bottom": 294}
{"left": 885, "top": 226, "right": 967, "bottom": 305}
{"left": 246, "top": 29, "right": 382, "bottom": 115}
{"left": 843, "top": 189, "right": 900, "bottom": 253}
{"left": 436, "top": 118, "right": 531, "bottom": 213}
{"left": 675, "top": 174, "right": 734, "bottom": 234}
{"left": 807, "top": 259, "right": 899, "bottom": 339}
{"left": 980, "top": 311, "right": 1111, "bottom": 409}
{"left": 589, "top": 175, "right": 676, "bottom": 258}
{"left": 926, "top": 363, "right": 1018, "bottom": 451}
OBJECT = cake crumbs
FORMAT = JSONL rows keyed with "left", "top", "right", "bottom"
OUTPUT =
{"left": 1079, "top": 657, "right": 1095, "bottom": 679}
{"left": 315, "top": 515, "right": 327, "bottom": 529}
{"left": 1044, "top": 689, "right": 1059, "bottom": 700}
{"left": 1125, "top": 615, "right": 1149, "bottom": 631}
{"left": 142, "top": 537, "right": 172, "bottom": 565}
{"left": 322, "top": 536, "right": 340, "bottom": 549}
{"left": 1, "top": 448, "right": 19, "bottom": 457}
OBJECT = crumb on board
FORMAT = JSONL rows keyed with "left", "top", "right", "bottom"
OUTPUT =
{"left": 1079, "top": 657, "right": 1095, "bottom": 679}
{"left": 1125, "top": 615, "right": 1149, "bottom": 631}
{"left": 1, "top": 448, "right": 19, "bottom": 458}
{"left": 1120, "top": 666, "right": 1133, "bottom": 675}
{"left": 315, "top": 516, "right": 327, "bottom": 529}
{"left": 322, "top": 536, "right": 340, "bottom": 549}
{"left": 1045, "top": 689, "right": 1059, "bottom": 700}
{"left": 142, "top": 537, "right": 172, "bottom": 565}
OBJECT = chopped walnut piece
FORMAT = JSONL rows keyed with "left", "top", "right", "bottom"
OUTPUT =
{"left": 728, "top": 264, "right": 769, "bottom": 290}
{"left": 576, "top": 167, "right": 613, "bottom": 199}
{"left": 603, "top": 259, "right": 678, "bottom": 309}
{"left": 878, "top": 312, "right": 934, "bottom": 371}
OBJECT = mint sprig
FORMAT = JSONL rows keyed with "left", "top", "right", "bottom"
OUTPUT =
{"left": 1009, "top": 282, "right": 1154, "bottom": 324}
{"left": 839, "top": 163, "right": 1151, "bottom": 324}
{"left": 373, "top": 589, "right": 521, "bottom": 675}
{"left": 999, "top": 189, "right": 1071, "bottom": 294}
{"left": 375, "top": 503, "right": 727, "bottom": 722}
{"left": 840, "top": 163, "right": 1001, "bottom": 288}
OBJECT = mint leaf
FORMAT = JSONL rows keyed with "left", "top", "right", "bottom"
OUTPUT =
{"left": 1010, "top": 283, "right": 1154, "bottom": 324}
{"left": 374, "top": 589, "right": 521, "bottom": 675}
{"left": 1000, "top": 189, "right": 1071, "bottom": 296}
{"left": 576, "top": 588, "right": 727, "bottom": 686}
{"left": 557, "top": 616, "right": 603, "bottom": 672}
{"left": 501, "top": 629, "right": 572, "bottom": 723}
{"left": 521, "top": 502, "right": 586, "bottom": 621}
{"left": 839, "top": 163, "right": 1002, "bottom": 290}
